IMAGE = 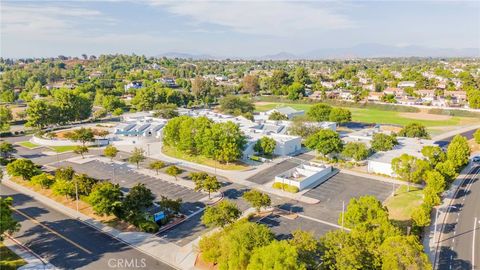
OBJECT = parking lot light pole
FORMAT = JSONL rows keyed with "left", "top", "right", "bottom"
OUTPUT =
{"left": 473, "top": 217, "right": 478, "bottom": 270}
{"left": 434, "top": 208, "right": 439, "bottom": 243}
{"left": 341, "top": 200, "right": 345, "bottom": 231}
{"left": 75, "top": 179, "right": 79, "bottom": 213}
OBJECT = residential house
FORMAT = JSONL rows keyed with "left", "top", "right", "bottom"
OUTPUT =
{"left": 124, "top": 81, "right": 143, "bottom": 91}
{"left": 398, "top": 81, "right": 416, "bottom": 88}
{"left": 367, "top": 92, "right": 383, "bottom": 102}
{"left": 384, "top": 87, "right": 405, "bottom": 98}
{"left": 444, "top": 91, "right": 467, "bottom": 104}
{"left": 416, "top": 89, "right": 436, "bottom": 102}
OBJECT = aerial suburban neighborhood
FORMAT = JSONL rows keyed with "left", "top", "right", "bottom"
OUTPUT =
{"left": 1, "top": 1, "right": 479, "bottom": 270}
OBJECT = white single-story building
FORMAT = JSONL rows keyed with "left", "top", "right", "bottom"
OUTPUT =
{"left": 367, "top": 137, "right": 437, "bottom": 176}
{"left": 275, "top": 162, "right": 332, "bottom": 190}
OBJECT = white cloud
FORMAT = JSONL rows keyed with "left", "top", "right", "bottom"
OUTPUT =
{"left": 149, "top": 0, "right": 354, "bottom": 36}
{"left": 0, "top": 3, "right": 110, "bottom": 36}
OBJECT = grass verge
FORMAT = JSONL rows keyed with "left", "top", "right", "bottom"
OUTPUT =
{"left": 162, "top": 145, "right": 249, "bottom": 171}
{"left": 17, "top": 141, "right": 40, "bottom": 149}
{"left": 0, "top": 242, "right": 26, "bottom": 270}
{"left": 48, "top": 145, "right": 78, "bottom": 153}
{"left": 384, "top": 185, "right": 423, "bottom": 221}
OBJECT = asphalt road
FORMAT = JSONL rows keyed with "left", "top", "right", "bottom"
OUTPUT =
{"left": 0, "top": 184, "right": 175, "bottom": 270}
{"left": 435, "top": 128, "right": 478, "bottom": 148}
{"left": 437, "top": 165, "right": 480, "bottom": 270}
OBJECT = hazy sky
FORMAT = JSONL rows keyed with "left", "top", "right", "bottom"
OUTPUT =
{"left": 1, "top": 0, "right": 479, "bottom": 58}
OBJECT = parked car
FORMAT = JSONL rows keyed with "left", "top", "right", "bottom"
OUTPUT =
{"left": 472, "top": 156, "right": 480, "bottom": 163}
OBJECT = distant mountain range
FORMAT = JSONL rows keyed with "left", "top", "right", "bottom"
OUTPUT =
{"left": 158, "top": 43, "right": 480, "bottom": 60}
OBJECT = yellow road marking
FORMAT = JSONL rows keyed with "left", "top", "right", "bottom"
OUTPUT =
{"left": 12, "top": 207, "right": 92, "bottom": 254}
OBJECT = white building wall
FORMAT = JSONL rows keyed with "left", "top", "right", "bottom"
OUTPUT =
{"left": 367, "top": 161, "right": 394, "bottom": 176}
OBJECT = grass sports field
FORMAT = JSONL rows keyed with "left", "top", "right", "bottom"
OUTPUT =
{"left": 255, "top": 102, "right": 480, "bottom": 134}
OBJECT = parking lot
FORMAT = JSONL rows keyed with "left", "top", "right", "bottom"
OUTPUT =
{"left": 247, "top": 153, "right": 315, "bottom": 185}
{"left": 279, "top": 172, "right": 394, "bottom": 224}
{"left": 259, "top": 214, "right": 338, "bottom": 240}
{"left": 52, "top": 160, "right": 206, "bottom": 215}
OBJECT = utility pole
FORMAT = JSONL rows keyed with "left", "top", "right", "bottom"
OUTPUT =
{"left": 75, "top": 178, "right": 79, "bottom": 213}
{"left": 434, "top": 208, "right": 439, "bottom": 244}
{"left": 473, "top": 217, "right": 477, "bottom": 270}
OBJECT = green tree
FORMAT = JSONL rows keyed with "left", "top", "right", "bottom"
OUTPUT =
{"left": 424, "top": 170, "right": 446, "bottom": 196}
{"left": 55, "top": 166, "right": 75, "bottom": 181}
{"left": 242, "top": 75, "right": 260, "bottom": 95}
{"left": 307, "top": 103, "right": 332, "bottom": 122}
{"left": 219, "top": 95, "right": 255, "bottom": 115}
{"left": 340, "top": 195, "right": 391, "bottom": 229}
{"left": 287, "top": 82, "right": 305, "bottom": 100}
{"left": 421, "top": 146, "right": 446, "bottom": 166}
{"left": 398, "top": 123, "right": 430, "bottom": 139}
{"left": 165, "top": 165, "right": 182, "bottom": 180}
{"left": 74, "top": 145, "right": 89, "bottom": 159}
{"left": 201, "top": 200, "right": 241, "bottom": 228}
{"left": 247, "top": 240, "right": 306, "bottom": 270}
{"left": 253, "top": 137, "right": 277, "bottom": 156}
{"left": 129, "top": 147, "right": 146, "bottom": 169}
{"left": 305, "top": 129, "right": 343, "bottom": 156}
{"left": 0, "top": 141, "right": 15, "bottom": 159}
{"left": 0, "top": 105, "right": 13, "bottom": 132}
{"left": 287, "top": 116, "right": 321, "bottom": 138}
{"left": 0, "top": 197, "right": 20, "bottom": 240}
{"left": 268, "top": 111, "right": 288, "bottom": 121}
{"left": 87, "top": 182, "right": 123, "bottom": 217}
{"left": 218, "top": 220, "right": 274, "bottom": 270}
{"left": 25, "top": 99, "right": 56, "bottom": 129}
{"left": 379, "top": 235, "right": 432, "bottom": 270}
{"left": 242, "top": 189, "right": 271, "bottom": 213}
{"left": 320, "top": 230, "right": 368, "bottom": 270}
{"left": 342, "top": 142, "right": 369, "bottom": 161}
{"left": 66, "top": 127, "right": 94, "bottom": 146}
{"left": 6, "top": 158, "right": 39, "bottom": 180}
{"left": 371, "top": 133, "right": 398, "bottom": 152}
{"left": 446, "top": 135, "right": 470, "bottom": 169}
{"left": 52, "top": 179, "right": 74, "bottom": 199}
{"left": 329, "top": 107, "right": 352, "bottom": 124}
{"left": 122, "top": 183, "right": 155, "bottom": 222}
{"left": 194, "top": 174, "right": 221, "bottom": 199}
{"left": 31, "top": 173, "right": 55, "bottom": 189}
{"left": 289, "top": 230, "right": 320, "bottom": 269}
{"left": 148, "top": 160, "right": 165, "bottom": 175}
{"left": 391, "top": 154, "right": 426, "bottom": 191}
{"left": 104, "top": 145, "right": 118, "bottom": 161}
{"left": 435, "top": 160, "right": 458, "bottom": 183}
{"left": 411, "top": 203, "right": 432, "bottom": 227}
{"left": 474, "top": 129, "right": 480, "bottom": 144}
{"left": 157, "top": 196, "right": 182, "bottom": 215}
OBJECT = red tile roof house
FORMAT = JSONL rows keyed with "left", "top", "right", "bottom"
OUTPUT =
{"left": 384, "top": 87, "right": 405, "bottom": 98}
{"left": 367, "top": 92, "right": 383, "bottom": 102}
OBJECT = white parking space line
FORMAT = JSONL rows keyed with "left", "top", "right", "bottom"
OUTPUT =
{"left": 297, "top": 214, "right": 350, "bottom": 231}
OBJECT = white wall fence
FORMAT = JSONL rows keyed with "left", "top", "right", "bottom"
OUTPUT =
{"left": 275, "top": 164, "right": 332, "bottom": 190}
{"left": 31, "top": 136, "right": 109, "bottom": 147}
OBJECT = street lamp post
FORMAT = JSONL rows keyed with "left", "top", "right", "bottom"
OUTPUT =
{"left": 75, "top": 179, "right": 79, "bottom": 213}
{"left": 473, "top": 217, "right": 478, "bottom": 270}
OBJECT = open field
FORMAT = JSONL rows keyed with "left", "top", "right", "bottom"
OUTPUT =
{"left": 384, "top": 185, "right": 423, "bottom": 221}
{"left": 0, "top": 242, "right": 26, "bottom": 270}
{"left": 162, "top": 145, "right": 248, "bottom": 171}
{"left": 254, "top": 102, "right": 480, "bottom": 134}
{"left": 17, "top": 141, "right": 40, "bottom": 149}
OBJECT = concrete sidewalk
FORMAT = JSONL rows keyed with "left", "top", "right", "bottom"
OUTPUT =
{"left": 2, "top": 177, "right": 197, "bottom": 270}
{"left": 3, "top": 234, "right": 56, "bottom": 270}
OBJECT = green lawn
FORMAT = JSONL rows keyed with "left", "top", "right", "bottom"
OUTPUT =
{"left": 17, "top": 141, "right": 40, "bottom": 149}
{"left": 255, "top": 102, "right": 480, "bottom": 128}
{"left": 384, "top": 185, "right": 424, "bottom": 221}
{"left": 0, "top": 242, "right": 26, "bottom": 270}
{"left": 48, "top": 145, "right": 78, "bottom": 153}
{"left": 162, "top": 145, "right": 249, "bottom": 171}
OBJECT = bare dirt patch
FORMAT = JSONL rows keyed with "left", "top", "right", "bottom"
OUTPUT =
{"left": 399, "top": 112, "right": 452, "bottom": 121}
{"left": 254, "top": 101, "right": 275, "bottom": 106}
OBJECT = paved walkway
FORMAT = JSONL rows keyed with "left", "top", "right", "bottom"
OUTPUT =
{"left": 3, "top": 234, "right": 56, "bottom": 270}
{"left": 432, "top": 124, "right": 480, "bottom": 141}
